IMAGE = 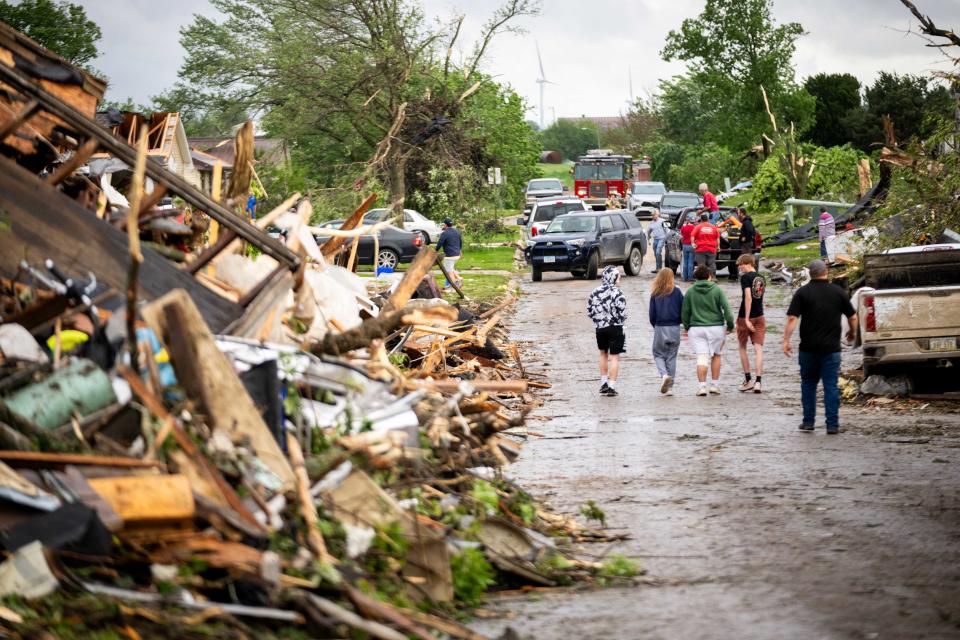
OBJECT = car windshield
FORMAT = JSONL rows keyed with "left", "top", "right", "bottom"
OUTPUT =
{"left": 661, "top": 194, "right": 700, "bottom": 208}
{"left": 546, "top": 216, "right": 597, "bottom": 233}
{"left": 632, "top": 183, "right": 666, "bottom": 194}
{"left": 574, "top": 163, "right": 624, "bottom": 180}
{"left": 527, "top": 179, "right": 562, "bottom": 191}
{"left": 363, "top": 209, "right": 388, "bottom": 222}
{"left": 533, "top": 202, "right": 585, "bottom": 223}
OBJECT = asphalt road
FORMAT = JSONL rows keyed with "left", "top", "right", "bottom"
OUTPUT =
{"left": 471, "top": 266, "right": 960, "bottom": 640}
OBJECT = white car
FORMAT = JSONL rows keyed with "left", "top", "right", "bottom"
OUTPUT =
{"left": 519, "top": 197, "right": 589, "bottom": 246}
{"left": 364, "top": 208, "right": 442, "bottom": 244}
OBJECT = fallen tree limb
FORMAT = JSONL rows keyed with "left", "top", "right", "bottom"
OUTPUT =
{"left": 308, "top": 304, "right": 457, "bottom": 356}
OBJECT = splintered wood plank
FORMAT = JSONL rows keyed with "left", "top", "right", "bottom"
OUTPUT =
{"left": 88, "top": 474, "right": 194, "bottom": 524}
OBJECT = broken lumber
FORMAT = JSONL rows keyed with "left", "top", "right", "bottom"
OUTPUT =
{"left": 308, "top": 304, "right": 457, "bottom": 356}
{"left": 0, "top": 450, "right": 162, "bottom": 470}
{"left": 382, "top": 247, "right": 439, "bottom": 312}
{"left": 321, "top": 193, "right": 377, "bottom": 259}
{"left": 88, "top": 474, "right": 194, "bottom": 525}
{"left": 287, "top": 434, "right": 333, "bottom": 564}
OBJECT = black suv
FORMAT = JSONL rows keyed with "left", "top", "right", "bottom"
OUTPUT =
{"left": 524, "top": 210, "right": 647, "bottom": 281}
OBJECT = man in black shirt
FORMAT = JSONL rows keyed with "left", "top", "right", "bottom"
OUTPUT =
{"left": 782, "top": 260, "right": 858, "bottom": 434}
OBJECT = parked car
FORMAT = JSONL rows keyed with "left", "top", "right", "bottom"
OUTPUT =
{"left": 717, "top": 180, "right": 752, "bottom": 204}
{"left": 519, "top": 197, "right": 589, "bottom": 246}
{"left": 523, "top": 178, "right": 566, "bottom": 214}
{"left": 657, "top": 191, "right": 702, "bottom": 224}
{"left": 362, "top": 208, "right": 441, "bottom": 244}
{"left": 627, "top": 181, "right": 667, "bottom": 219}
{"left": 855, "top": 243, "right": 960, "bottom": 379}
{"left": 313, "top": 220, "right": 423, "bottom": 269}
{"left": 524, "top": 210, "right": 647, "bottom": 281}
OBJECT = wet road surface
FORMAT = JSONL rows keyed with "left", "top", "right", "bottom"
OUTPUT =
{"left": 471, "top": 267, "right": 960, "bottom": 640}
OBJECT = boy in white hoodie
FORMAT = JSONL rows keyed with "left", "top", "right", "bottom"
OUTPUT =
{"left": 587, "top": 266, "right": 628, "bottom": 397}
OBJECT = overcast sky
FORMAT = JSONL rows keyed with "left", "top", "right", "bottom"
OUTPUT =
{"left": 73, "top": 0, "right": 960, "bottom": 126}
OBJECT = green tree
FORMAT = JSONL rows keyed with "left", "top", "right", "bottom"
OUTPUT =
{"left": 603, "top": 98, "right": 662, "bottom": 157}
{"left": 666, "top": 143, "right": 742, "bottom": 193}
{"left": 660, "top": 0, "right": 813, "bottom": 151}
{"left": 804, "top": 73, "right": 862, "bottom": 147}
{"left": 541, "top": 119, "right": 599, "bottom": 161}
{"left": 0, "top": 0, "right": 101, "bottom": 66}
{"left": 846, "top": 72, "right": 954, "bottom": 149}
{"left": 643, "top": 140, "right": 686, "bottom": 186}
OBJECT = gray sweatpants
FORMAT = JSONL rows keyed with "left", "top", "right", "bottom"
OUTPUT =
{"left": 652, "top": 324, "right": 681, "bottom": 378}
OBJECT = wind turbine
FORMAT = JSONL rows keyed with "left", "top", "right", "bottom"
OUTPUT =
{"left": 535, "top": 41, "right": 555, "bottom": 129}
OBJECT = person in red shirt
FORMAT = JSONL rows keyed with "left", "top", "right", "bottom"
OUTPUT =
{"left": 680, "top": 213, "right": 696, "bottom": 282}
{"left": 692, "top": 213, "right": 720, "bottom": 276}
{"left": 699, "top": 183, "right": 720, "bottom": 224}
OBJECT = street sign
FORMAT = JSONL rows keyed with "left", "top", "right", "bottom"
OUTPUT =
{"left": 487, "top": 167, "right": 502, "bottom": 185}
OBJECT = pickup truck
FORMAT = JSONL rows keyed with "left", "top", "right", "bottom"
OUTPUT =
{"left": 523, "top": 178, "right": 565, "bottom": 216}
{"left": 856, "top": 244, "right": 960, "bottom": 378}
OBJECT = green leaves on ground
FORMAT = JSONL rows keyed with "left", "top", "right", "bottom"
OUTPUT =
{"left": 450, "top": 548, "right": 496, "bottom": 606}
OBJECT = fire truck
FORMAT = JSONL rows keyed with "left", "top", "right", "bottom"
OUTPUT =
{"left": 573, "top": 150, "right": 633, "bottom": 210}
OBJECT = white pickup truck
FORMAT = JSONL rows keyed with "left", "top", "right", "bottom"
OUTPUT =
{"left": 856, "top": 244, "right": 960, "bottom": 378}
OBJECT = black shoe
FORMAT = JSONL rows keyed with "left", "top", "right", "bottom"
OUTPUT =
{"left": 799, "top": 423, "right": 814, "bottom": 432}
{"left": 599, "top": 382, "right": 610, "bottom": 395}
{"left": 604, "top": 387, "right": 618, "bottom": 397}
{"left": 826, "top": 426, "right": 840, "bottom": 435}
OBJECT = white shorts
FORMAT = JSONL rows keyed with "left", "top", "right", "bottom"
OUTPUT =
{"left": 443, "top": 256, "right": 460, "bottom": 272}
{"left": 688, "top": 325, "right": 726, "bottom": 357}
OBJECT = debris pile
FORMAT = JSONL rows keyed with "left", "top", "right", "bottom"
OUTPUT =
{"left": 0, "top": 23, "right": 632, "bottom": 638}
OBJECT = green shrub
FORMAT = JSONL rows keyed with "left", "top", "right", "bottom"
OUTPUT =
{"left": 450, "top": 548, "right": 496, "bottom": 606}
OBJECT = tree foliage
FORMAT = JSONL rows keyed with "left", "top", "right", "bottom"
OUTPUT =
{"left": 540, "top": 119, "right": 600, "bottom": 162}
{"left": 804, "top": 73, "right": 862, "bottom": 148}
{"left": 660, "top": 0, "right": 813, "bottom": 151}
{"left": 846, "top": 72, "right": 954, "bottom": 149}
{"left": 0, "top": 0, "right": 101, "bottom": 66}
{"left": 667, "top": 143, "right": 744, "bottom": 193}
{"left": 603, "top": 99, "right": 661, "bottom": 158}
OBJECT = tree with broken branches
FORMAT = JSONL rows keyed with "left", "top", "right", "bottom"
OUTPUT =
{"left": 172, "top": 0, "right": 539, "bottom": 218}
{"left": 760, "top": 86, "right": 816, "bottom": 203}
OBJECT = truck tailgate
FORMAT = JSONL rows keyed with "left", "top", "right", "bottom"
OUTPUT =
{"left": 871, "top": 286, "right": 960, "bottom": 334}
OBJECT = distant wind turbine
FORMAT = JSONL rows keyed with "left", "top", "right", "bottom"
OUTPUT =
{"left": 535, "top": 41, "right": 556, "bottom": 129}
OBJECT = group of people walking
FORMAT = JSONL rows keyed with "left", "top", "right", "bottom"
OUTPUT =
{"left": 586, "top": 256, "right": 857, "bottom": 433}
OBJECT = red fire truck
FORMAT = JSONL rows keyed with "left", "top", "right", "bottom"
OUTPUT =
{"left": 573, "top": 151, "right": 633, "bottom": 210}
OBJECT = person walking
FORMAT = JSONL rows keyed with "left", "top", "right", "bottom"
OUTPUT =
{"left": 649, "top": 268, "right": 684, "bottom": 396}
{"left": 588, "top": 266, "right": 628, "bottom": 397}
{"left": 699, "top": 183, "right": 720, "bottom": 224}
{"left": 680, "top": 213, "right": 696, "bottom": 282}
{"left": 692, "top": 213, "right": 720, "bottom": 276}
{"left": 647, "top": 209, "right": 668, "bottom": 273}
{"left": 738, "top": 208, "right": 757, "bottom": 259}
{"left": 818, "top": 207, "right": 836, "bottom": 259}
{"left": 436, "top": 217, "right": 463, "bottom": 289}
{"left": 682, "top": 264, "right": 735, "bottom": 396}
{"left": 782, "top": 260, "right": 858, "bottom": 434}
{"left": 735, "top": 254, "right": 766, "bottom": 393}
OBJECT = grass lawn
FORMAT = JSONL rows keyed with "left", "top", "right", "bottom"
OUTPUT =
{"left": 761, "top": 239, "right": 822, "bottom": 266}
{"left": 457, "top": 246, "right": 516, "bottom": 272}
{"left": 536, "top": 162, "right": 574, "bottom": 189}
{"left": 439, "top": 273, "right": 512, "bottom": 304}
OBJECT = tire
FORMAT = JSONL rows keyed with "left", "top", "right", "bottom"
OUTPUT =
{"left": 532, "top": 266, "right": 542, "bottom": 282}
{"left": 377, "top": 249, "right": 399, "bottom": 270}
{"left": 623, "top": 245, "right": 643, "bottom": 276}
{"left": 418, "top": 230, "right": 431, "bottom": 245}
{"left": 585, "top": 251, "right": 599, "bottom": 280}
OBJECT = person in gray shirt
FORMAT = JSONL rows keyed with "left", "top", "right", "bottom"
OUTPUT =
{"left": 647, "top": 210, "right": 669, "bottom": 273}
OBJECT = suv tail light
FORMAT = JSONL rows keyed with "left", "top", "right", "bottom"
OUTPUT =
{"left": 864, "top": 295, "right": 876, "bottom": 332}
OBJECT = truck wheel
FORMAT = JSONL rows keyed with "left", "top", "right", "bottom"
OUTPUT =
{"left": 624, "top": 246, "right": 643, "bottom": 276}
{"left": 532, "top": 266, "right": 542, "bottom": 282}
{"left": 585, "top": 252, "right": 599, "bottom": 279}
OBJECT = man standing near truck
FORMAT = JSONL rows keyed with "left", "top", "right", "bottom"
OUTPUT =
{"left": 782, "top": 260, "right": 858, "bottom": 434}
{"left": 691, "top": 213, "right": 719, "bottom": 276}
{"left": 648, "top": 209, "right": 668, "bottom": 273}
{"left": 699, "top": 183, "right": 720, "bottom": 224}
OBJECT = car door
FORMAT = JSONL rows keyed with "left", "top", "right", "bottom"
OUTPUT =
{"left": 598, "top": 215, "right": 618, "bottom": 262}
{"left": 609, "top": 214, "right": 629, "bottom": 260}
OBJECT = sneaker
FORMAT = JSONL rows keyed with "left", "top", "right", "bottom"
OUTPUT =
{"left": 664, "top": 389, "right": 674, "bottom": 396}
{"left": 799, "top": 423, "right": 814, "bottom": 432}
{"left": 826, "top": 426, "right": 840, "bottom": 435}
{"left": 605, "top": 387, "right": 619, "bottom": 397}
{"left": 738, "top": 379, "right": 755, "bottom": 392}
{"left": 752, "top": 381, "right": 762, "bottom": 394}
{"left": 708, "top": 385, "right": 721, "bottom": 395}
{"left": 599, "top": 382, "right": 610, "bottom": 395}
{"left": 696, "top": 387, "right": 708, "bottom": 397}
{"left": 660, "top": 375, "right": 673, "bottom": 394}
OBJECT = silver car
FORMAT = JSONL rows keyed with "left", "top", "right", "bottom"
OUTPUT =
{"left": 519, "top": 197, "right": 589, "bottom": 245}
{"left": 628, "top": 181, "right": 667, "bottom": 219}
{"left": 363, "top": 208, "right": 442, "bottom": 244}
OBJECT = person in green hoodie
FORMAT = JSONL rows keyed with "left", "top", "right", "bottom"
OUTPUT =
{"left": 681, "top": 264, "right": 735, "bottom": 396}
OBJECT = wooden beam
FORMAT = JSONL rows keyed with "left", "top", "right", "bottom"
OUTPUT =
{"left": 45, "top": 138, "right": 99, "bottom": 186}
{"left": 435, "top": 256, "right": 465, "bottom": 298}
{"left": 320, "top": 193, "right": 377, "bottom": 259}
{"left": 0, "top": 450, "right": 162, "bottom": 470}
{"left": 382, "top": 247, "right": 438, "bottom": 312}
{"left": 0, "top": 61, "right": 299, "bottom": 270}
{"left": 0, "top": 99, "right": 39, "bottom": 141}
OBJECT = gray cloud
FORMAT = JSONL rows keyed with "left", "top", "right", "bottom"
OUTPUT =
{"left": 77, "top": 0, "right": 960, "bottom": 121}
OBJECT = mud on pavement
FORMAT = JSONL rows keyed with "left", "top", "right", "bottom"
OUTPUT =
{"left": 471, "top": 268, "right": 960, "bottom": 640}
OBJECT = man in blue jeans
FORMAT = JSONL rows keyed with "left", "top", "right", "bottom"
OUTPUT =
{"left": 647, "top": 209, "right": 668, "bottom": 273}
{"left": 782, "top": 260, "right": 858, "bottom": 434}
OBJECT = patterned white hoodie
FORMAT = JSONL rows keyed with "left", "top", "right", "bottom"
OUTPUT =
{"left": 587, "top": 267, "right": 628, "bottom": 329}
